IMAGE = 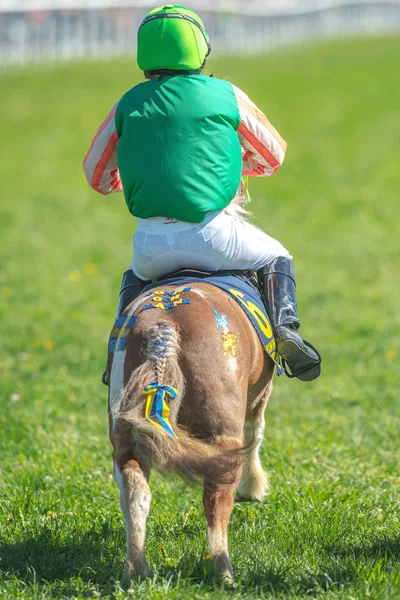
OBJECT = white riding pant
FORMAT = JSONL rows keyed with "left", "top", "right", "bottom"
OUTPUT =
{"left": 131, "top": 209, "right": 291, "bottom": 281}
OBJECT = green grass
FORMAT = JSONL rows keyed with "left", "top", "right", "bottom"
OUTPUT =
{"left": 0, "top": 36, "right": 399, "bottom": 599}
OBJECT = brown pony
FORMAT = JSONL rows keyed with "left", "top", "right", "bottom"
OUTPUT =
{"left": 108, "top": 279, "right": 274, "bottom": 582}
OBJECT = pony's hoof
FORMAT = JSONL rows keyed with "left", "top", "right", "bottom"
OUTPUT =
{"left": 221, "top": 569, "right": 234, "bottom": 585}
{"left": 214, "top": 553, "right": 234, "bottom": 583}
{"left": 123, "top": 560, "right": 152, "bottom": 580}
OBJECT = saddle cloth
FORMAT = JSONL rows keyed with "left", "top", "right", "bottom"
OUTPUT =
{"left": 143, "top": 271, "right": 284, "bottom": 375}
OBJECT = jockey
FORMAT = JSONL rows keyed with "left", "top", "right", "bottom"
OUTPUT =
{"left": 83, "top": 4, "right": 321, "bottom": 382}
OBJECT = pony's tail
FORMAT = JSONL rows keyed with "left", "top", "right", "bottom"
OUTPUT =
{"left": 112, "top": 321, "right": 241, "bottom": 484}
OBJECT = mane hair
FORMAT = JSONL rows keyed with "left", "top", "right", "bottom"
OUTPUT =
{"left": 224, "top": 187, "right": 252, "bottom": 221}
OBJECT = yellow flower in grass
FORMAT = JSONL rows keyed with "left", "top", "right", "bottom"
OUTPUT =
{"left": 33, "top": 340, "right": 55, "bottom": 350}
{"left": 84, "top": 263, "right": 98, "bottom": 276}
{"left": 43, "top": 340, "right": 55, "bottom": 351}
{"left": 68, "top": 270, "right": 82, "bottom": 283}
{"left": 385, "top": 349, "right": 397, "bottom": 360}
{"left": 1, "top": 287, "right": 13, "bottom": 298}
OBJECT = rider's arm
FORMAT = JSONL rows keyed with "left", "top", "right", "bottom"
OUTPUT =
{"left": 232, "top": 85, "right": 287, "bottom": 177}
{"left": 83, "top": 101, "right": 123, "bottom": 194}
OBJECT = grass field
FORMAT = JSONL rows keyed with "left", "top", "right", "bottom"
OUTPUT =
{"left": 0, "top": 36, "right": 399, "bottom": 599}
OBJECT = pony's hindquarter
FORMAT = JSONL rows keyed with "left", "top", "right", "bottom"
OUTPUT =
{"left": 108, "top": 283, "right": 274, "bottom": 579}
{"left": 111, "top": 316, "right": 242, "bottom": 484}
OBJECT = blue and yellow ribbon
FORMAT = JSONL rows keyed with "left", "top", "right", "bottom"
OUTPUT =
{"left": 143, "top": 382, "right": 178, "bottom": 438}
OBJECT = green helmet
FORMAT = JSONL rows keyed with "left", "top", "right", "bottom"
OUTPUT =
{"left": 137, "top": 4, "right": 211, "bottom": 72}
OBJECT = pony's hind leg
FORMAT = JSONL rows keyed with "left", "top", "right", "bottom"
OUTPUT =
{"left": 202, "top": 437, "right": 242, "bottom": 582}
{"left": 113, "top": 436, "right": 152, "bottom": 579}
{"left": 236, "top": 389, "right": 271, "bottom": 502}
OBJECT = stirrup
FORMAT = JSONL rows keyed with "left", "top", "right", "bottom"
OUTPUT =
{"left": 281, "top": 340, "right": 322, "bottom": 381}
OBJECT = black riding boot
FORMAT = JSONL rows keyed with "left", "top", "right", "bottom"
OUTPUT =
{"left": 258, "top": 257, "right": 321, "bottom": 381}
{"left": 102, "top": 270, "right": 149, "bottom": 386}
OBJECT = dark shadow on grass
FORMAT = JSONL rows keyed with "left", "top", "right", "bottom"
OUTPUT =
{"left": 167, "top": 536, "right": 400, "bottom": 596}
{"left": 229, "top": 536, "right": 400, "bottom": 596}
{"left": 156, "top": 551, "right": 293, "bottom": 595}
{"left": 0, "top": 522, "right": 124, "bottom": 585}
{"left": 2, "top": 527, "right": 398, "bottom": 596}
{"left": 331, "top": 536, "right": 400, "bottom": 562}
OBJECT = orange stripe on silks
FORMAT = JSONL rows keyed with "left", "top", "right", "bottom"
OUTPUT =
{"left": 238, "top": 123, "right": 280, "bottom": 173}
{"left": 83, "top": 107, "right": 117, "bottom": 166}
{"left": 110, "top": 168, "right": 123, "bottom": 191}
{"left": 242, "top": 150, "right": 266, "bottom": 175}
{"left": 242, "top": 150, "right": 252, "bottom": 162}
{"left": 237, "top": 96, "right": 287, "bottom": 152}
{"left": 91, "top": 131, "right": 119, "bottom": 193}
